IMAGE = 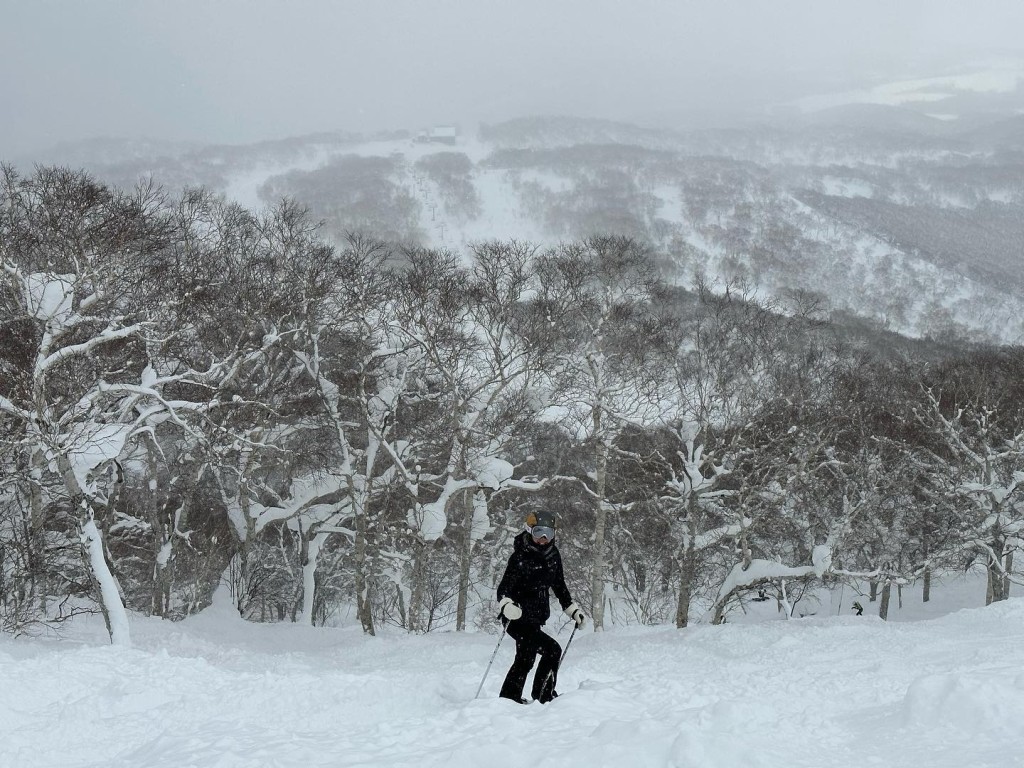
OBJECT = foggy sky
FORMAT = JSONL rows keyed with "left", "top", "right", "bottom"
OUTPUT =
{"left": 3, "top": 0, "right": 1023, "bottom": 156}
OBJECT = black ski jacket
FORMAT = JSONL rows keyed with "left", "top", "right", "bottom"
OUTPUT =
{"left": 496, "top": 531, "right": 573, "bottom": 625}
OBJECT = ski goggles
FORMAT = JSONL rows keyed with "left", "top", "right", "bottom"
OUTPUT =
{"left": 530, "top": 525, "right": 555, "bottom": 542}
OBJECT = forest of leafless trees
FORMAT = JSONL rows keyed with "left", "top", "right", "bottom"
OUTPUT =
{"left": 2, "top": 165, "right": 1023, "bottom": 645}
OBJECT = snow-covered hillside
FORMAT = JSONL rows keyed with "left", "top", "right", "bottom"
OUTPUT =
{"left": 16, "top": 106, "right": 1024, "bottom": 344}
{"left": 3, "top": 577, "right": 1023, "bottom": 768}
{"left": 794, "top": 58, "right": 1024, "bottom": 117}
{"left": 213, "top": 121, "right": 1024, "bottom": 344}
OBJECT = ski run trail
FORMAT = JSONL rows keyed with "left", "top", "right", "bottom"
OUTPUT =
{"left": 2, "top": 577, "right": 1023, "bottom": 768}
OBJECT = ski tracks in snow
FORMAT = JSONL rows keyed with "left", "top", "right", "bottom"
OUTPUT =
{"left": 3, "top": 600, "right": 1024, "bottom": 767}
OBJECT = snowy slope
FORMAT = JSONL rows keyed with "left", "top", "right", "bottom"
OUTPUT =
{"left": 19, "top": 110, "right": 1024, "bottom": 344}
{"left": 794, "top": 59, "right": 1024, "bottom": 116}
{"left": 2, "top": 578, "right": 1023, "bottom": 768}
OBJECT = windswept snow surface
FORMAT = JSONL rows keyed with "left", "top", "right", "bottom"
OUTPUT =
{"left": 3, "top": 587, "right": 1024, "bottom": 767}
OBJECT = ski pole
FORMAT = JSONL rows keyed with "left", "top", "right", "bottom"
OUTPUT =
{"left": 559, "top": 625, "right": 578, "bottom": 665}
{"left": 474, "top": 625, "right": 508, "bottom": 699}
{"left": 538, "top": 624, "right": 579, "bottom": 701}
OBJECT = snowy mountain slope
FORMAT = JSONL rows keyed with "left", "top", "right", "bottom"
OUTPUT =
{"left": 15, "top": 108, "right": 1024, "bottom": 344}
{"left": 793, "top": 59, "right": 1024, "bottom": 118}
{"left": 2, "top": 579, "right": 1023, "bottom": 768}
{"left": 228, "top": 123, "right": 1024, "bottom": 344}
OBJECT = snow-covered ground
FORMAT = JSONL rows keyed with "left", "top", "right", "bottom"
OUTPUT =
{"left": 3, "top": 574, "right": 1022, "bottom": 767}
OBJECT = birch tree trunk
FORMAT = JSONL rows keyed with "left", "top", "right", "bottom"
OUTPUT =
{"left": 712, "top": 593, "right": 729, "bottom": 626}
{"left": 675, "top": 513, "right": 697, "bottom": 628}
{"left": 79, "top": 511, "right": 131, "bottom": 646}
{"left": 354, "top": 504, "right": 375, "bottom": 635}
{"left": 152, "top": 522, "right": 173, "bottom": 618}
{"left": 408, "top": 537, "right": 429, "bottom": 632}
{"left": 298, "top": 528, "right": 327, "bottom": 626}
{"left": 57, "top": 452, "right": 131, "bottom": 646}
{"left": 28, "top": 460, "right": 47, "bottom": 614}
{"left": 455, "top": 488, "right": 474, "bottom": 632}
{"left": 984, "top": 537, "right": 1009, "bottom": 605}
{"left": 921, "top": 531, "right": 931, "bottom": 603}
{"left": 590, "top": 434, "right": 610, "bottom": 630}
{"left": 235, "top": 483, "right": 256, "bottom": 617}
{"left": 1003, "top": 551, "right": 1013, "bottom": 601}
{"left": 144, "top": 437, "right": 172, "bottom": 617}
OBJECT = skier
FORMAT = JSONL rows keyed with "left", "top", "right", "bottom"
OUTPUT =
{"left": 495, "top": 510, "right": 586, "bottom": 704}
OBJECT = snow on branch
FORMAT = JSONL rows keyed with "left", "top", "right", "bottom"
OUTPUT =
{"left": 0, "top": 395, "right": 33, "bottom": 422}
{"left": 36, "top": 322, "right": 149, "bottom": 374}
{"left": 708, "top": 544, "right": 834, "bottom": 621}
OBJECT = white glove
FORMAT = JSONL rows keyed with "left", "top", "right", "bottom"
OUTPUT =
{"left": 498, "top": 597, "right": 522, "bottom": 620}
{"left": 565, "top": 602, "right": 586, "bottom": 629}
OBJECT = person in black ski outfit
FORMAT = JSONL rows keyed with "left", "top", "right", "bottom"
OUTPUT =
{"left": 496, "top": 510, "right": 586, "bottom": 704}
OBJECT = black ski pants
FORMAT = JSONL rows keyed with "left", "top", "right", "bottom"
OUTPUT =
{"left": 499, "top": 620, "right": 561, "bottom": 702}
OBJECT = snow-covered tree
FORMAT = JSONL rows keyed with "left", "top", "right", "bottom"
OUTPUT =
{"left": 535, "top": 236, "right": 665, "bottom": 630}
{"left": 389, "top": 242, "right": 545, "bottom": 631}
{"left": 917, "top": 378, "right": 1024, "bottom": 604}
{"left": 647, "top": 280, "right": 789, "bottom": 626}
{"left": 0, "top": 168, "right": 216, "bottom": 642}
{"left": 286, "top": 235, "right": 426, "bottom": 632}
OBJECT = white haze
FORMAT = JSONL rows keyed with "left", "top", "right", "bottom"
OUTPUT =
{"left": 3, "top": 0, "right": 1024, "bottom": 155}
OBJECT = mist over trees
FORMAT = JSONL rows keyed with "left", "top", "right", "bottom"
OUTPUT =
{"left": 3, "top": 164, "right": 1022, "bottom": 645}
{"left": 39, "top": 112, "right": 1024, "bottom": 346}
{"left": 258, "top": 154, "right": 423, "bottom": 243}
